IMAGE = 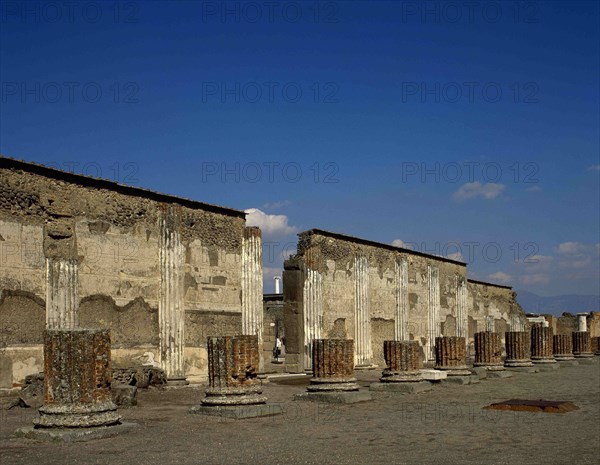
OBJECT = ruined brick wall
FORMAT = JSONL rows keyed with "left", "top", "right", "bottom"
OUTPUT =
{"left": 285, "top": 230, "right": 508, "bottom": 370}
{"left": 0, "top": 159, "right": 245, "bottom": 384}
{"left": 467, "top": 280, "right": 524, "bottom": 354}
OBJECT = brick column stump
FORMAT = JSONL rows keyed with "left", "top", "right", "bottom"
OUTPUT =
{"left": 190, "top": 335, "right": 282, "bottom": 418}
{"left": 531, "top": 325, "right": 559, "bottom": 370}
{"left": 370, "top": 341, "right": 432, "bottom": 394}
{"left": 572, "top": 332, "right": 594, "bottom": 358}
{"left": 474, "top": 332, "right": 511, "bottom": 378}
{"left": 16, "top": 329, "right": 136, "bottom": 442}
{"left": 435, "top": 336, "right": 478, "bottom": 384}
{"left": 295, "top": 339, "right": 371, "bottom": 403}
{"left": 504, "top": 331, "right": 537, "bottom": 373}
{"left": 553, "top": 334, "right": 575, "bottom": 361}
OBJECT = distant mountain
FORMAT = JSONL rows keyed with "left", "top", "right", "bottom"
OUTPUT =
{"left": 515, "top": 290, "right": 600, "bottom": 316}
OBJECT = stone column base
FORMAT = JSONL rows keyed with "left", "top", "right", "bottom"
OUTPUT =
{"left": 574, "top": 353, "right": 594, "bottom": 358}
{"left": 504, "top": 360, "right": 534, "bottom": 367}
{"left": 166, "top": 377, "right": 189, "bottom": 387}
{"left": 34, "top": 401, "right": 121, "bottom": 428}
{"left": 379, "top": 371, "right": 423, "bottom": 383}
{"left": 554, "top": 355, "right": 575, "bottom": 361}
{"left": 531, "top": 357, "right": 557, "bottom": 364}
{"left": 190, "top": 404, "right": 282, "bottom": 419}
{"left": 436, "top": 367, "right": 472, "bottom": 377}
{"left": 370, "top": 381, "right": 432, "bottom": 394}
{"left": 473, "top": 364, "right": 505, "bottom": 371}
{"left": 307, "top": 377, "right": 359, "bottom": 392}
{"left": 294, "top": 391, "right": 372, "bottom": 403}
{"left": 202, "top": 386, "right": 267, "bottom": 406}
{"left": 16, "top": 423, "right": 137, "bottom": 442}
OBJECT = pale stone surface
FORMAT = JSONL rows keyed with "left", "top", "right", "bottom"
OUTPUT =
{"left": 241, "top": 227, "right": 263, "bottom": 354}
{"left": 15, "top": 423, "right": 137, "bottom": 442}
{"left": 189, "top": 404, "right": 282, "bottom": 419}
{"left": 470, "top": 367, "right": 488, "bottom": 379}
{"left": 354, "top": 256, "right": 371, "bottom": 367}
{"left": 486, "top": 370, "right": 513, "bottom": 379}
{"left": 158, "top": 207, "right": 186, "bottom": 383}
{"left": 369, "top": 381, "right": 432, "bottom": 394}
{"left": 293, "top": 391, "right": 372, "bottom": 403}
{"left": 0, "top": 355, "right": 12, "bottom": 389}
{"left": 420, "top": 369, "right": 447, "bottom": 381}
{"left": 506, "top": 366, "right": 539, "bottom": 373}
{"left": 442, "top": 375, "right": 479, "bottom": 385}
{"left": 282, "top": 231, "right": 522, "bottom": 373}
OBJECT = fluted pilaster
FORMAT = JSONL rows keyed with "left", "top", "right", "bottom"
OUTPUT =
{"left": 45, "top": 258, "right": 79, "bottom": 329}
{"left": 394, "top": 258, "right": 408, "bottom": 341}
{"left": 159, "top": 206, "right": 186, "bottom": 383}
{"left": 354, "top": 256, "right": 371, "bottom": 367}
{"left": 242, "top": 227, "right": 263, "bottom": 343}
{"left": 426, "top": 265, "right": 441, "bottom": 362}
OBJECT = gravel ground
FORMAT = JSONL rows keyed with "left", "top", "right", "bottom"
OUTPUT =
{"left": 1, "top": 360, "right": 599, "bottom": 465}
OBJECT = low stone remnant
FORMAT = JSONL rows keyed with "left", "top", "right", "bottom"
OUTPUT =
{"left": 483, "top": 399, "right": 579, "bottom": 414}
{"left": 531, "top": 325, "right": 557, "bottom": 366}
{"left": 370, "top": 341, "right": 432, "bottom": 394}
{"left": 504, "top": 331, "right": 535, "bottom": 370}
{"left": 8, "top": 373, "right": 44, "bottom": 409}
{"left": 190, "top": 335, "right": 282, "bottom": 418}
{"left": 572, "top": 331, "right": 594, "bottom": 358}
{"left": 111, "top": 385, "right": 138, "bottom": 407}
{"left": 113, "top": 366, "right": 167, "bottom": 388}
{"left": 16, "top": 329, "right": 136, "bottom": 441}
{"left": 553, "top": 335, "right": 575, "bottom": 361}
{"left": 295, "top": 339, "right": 371, "bottom": 403}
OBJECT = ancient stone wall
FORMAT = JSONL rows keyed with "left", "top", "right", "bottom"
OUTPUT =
{"left": 0, "top": 159, "right": 246, "bottom": 384}
{"left": 466, "top": 279, "right": 524, "bottom": 356}
{"left": 283, "top": 229, "right": 524, "bottom": 372}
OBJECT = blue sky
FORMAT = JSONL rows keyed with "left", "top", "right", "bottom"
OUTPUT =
{"left": 1, "top": 0, "right": 599, "bottom": 296}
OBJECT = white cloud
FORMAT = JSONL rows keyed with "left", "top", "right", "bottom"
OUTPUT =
{"left": 557, "top": 242, "right": 582, "bottom": 254}
{"left": 452, "top": 182, "right": 505, "bottom": 201}
{"left": 587, "top": 164, "right": 600, "bottom": 172}
{"left": 520, "top": 273, "right": 551, "bottom": 285}
{"left": 262, "top": 200, "right": 291, "bottom": 211}
{"left": 392, "top": 239, "right": 410, "bottom": 248}
{"left": 447, "top": 251, "right": 464, "bottom": 262}
{"left": 556, "top": 242, "right": 599, "bottom": 270}
{"left": 488, "top": 271, "right": 512, "bottom": 284}
{"left": 526, "top": 185, "right": 542, "bottom": 192}
{"left": 245, "top": 208, "right": 297, "bottom": 236}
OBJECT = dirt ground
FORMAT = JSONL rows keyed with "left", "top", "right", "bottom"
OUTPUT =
{"left": 1, "top": 361, "right": 599, "bottom": 465}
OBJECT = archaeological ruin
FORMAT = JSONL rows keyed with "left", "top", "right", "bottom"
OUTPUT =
{"left": 0, "top": 158, "right": 263, "bottom": 386}
{"left": 1, "top": 157, "right": 598, "bottom": 397}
